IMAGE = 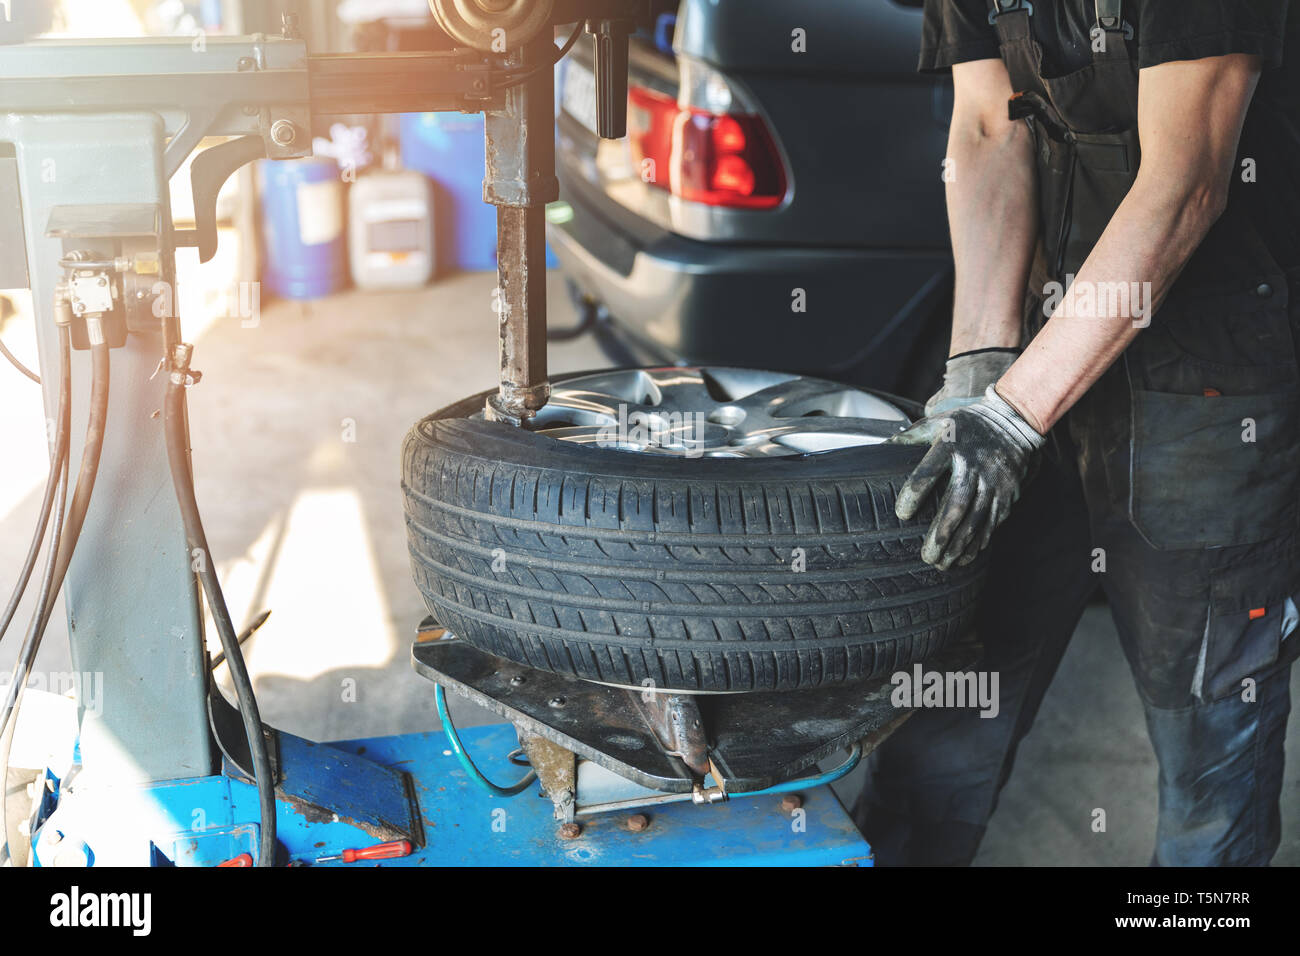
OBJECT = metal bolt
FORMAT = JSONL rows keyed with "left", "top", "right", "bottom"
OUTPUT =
{"left": 548, "top": 696, "right": 566, "bottom": 708}
{"left": 509, "top": 675, "right": 526, "bottom": 686}
{"left": 780, "top": 794, "right": 802, "bottom": 812}
{"left": 237, "top": 56, "right": 256, "bottom": 71}
{"left": 97, "top": 276, "right": 108, "bottom": 286}
{"left": 558, "top": 822, "right": 582, "bottom": 840}
{"left": 270, "top": 120, "right": 297, "bottom": 147}
{"left": 626, "top": 814, "right": 649, "bottom": 833}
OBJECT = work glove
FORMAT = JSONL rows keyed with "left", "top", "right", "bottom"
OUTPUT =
{"left": 924, "top": 347, "right": 1021, "bottom": 417}
{"left": 892, "top": 385, "right": 1045, "bottom": 571}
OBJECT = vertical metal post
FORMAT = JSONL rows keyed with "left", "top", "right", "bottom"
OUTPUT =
{"left": 2, "top": 112, "right": 214, "bottom": 782}
{"left": 483, "top": 35, "right": 559, "bottom": 423}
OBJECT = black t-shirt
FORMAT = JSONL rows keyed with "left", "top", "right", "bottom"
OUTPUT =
{"left": 919, "top": 0, "right": 1299, "bottom": 272}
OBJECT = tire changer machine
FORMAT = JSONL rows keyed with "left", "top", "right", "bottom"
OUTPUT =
{"left": 0, "top": 0, "right": 958, "bottom": 867}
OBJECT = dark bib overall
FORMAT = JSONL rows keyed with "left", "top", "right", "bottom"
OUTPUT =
{"left": 853, "top": 0, "right": 1300, "bottom": 866}
{"left": 988, "top": 0, "right": 1300, "bottom": 698}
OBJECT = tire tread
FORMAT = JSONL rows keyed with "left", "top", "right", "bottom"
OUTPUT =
{"left": 402, "top": 413, "right": 982, "bottom": 691}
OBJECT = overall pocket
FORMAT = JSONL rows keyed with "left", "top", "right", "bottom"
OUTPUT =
{"left": 1126, "top": 274, "right": 1299, "bottom": 551}
{"left": 1129, "top": 388, "right": 1300, "bottom": 551}
{"left": 1061, "top": 129, "right": 1140, "bottom": 278}
{"left": 1200, "top": 553, "right": 1300, "bottom": 701}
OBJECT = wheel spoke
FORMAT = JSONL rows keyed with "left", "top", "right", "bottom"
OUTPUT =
{"left": 732, "top": 377, "right": 858, "bottom": 417}
{"left": 765, "top": 417, "right": 907, "bottom": 453}
{"left": 639, "top": 368, "right": 722, "bottom": 413}
{"left": 774, "top": 415, "right": 907, "bottom": 439}
{"left": 567, "top": 369, "right": 663, "bottom": 405}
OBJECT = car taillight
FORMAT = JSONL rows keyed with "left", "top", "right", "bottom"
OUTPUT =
{"left": 628, "top": 85, "right": 677, "bottom": 190}
{"left": 672, "top": 109, "right": 785, "bottom": 209}
{"left": 627, "top": 82, "right": 787, "bottom": 210}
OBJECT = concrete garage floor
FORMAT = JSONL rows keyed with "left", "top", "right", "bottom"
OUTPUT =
{"left": 1, "top": 270, "right": 1296, "bottom": 866}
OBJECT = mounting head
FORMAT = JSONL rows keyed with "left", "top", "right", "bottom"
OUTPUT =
{"left": 428, "top": 0, "right": 556, "bottom": 51}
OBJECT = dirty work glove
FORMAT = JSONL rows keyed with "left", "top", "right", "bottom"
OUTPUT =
{"left": 925, "top": 348, "right": 1021, "bottom": 417}
{"left": 892, "top": 385, "right": 1045, "bottom": 570}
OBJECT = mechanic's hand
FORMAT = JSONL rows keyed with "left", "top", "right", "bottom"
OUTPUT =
{"left": 892, "top": 385, "right": 1044, "bottom": 570}
{"left": 925, "top": 348, "right": 1021, "bottom": 417}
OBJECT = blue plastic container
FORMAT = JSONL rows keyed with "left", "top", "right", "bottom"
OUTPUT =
{"left": 257, "top": 158, "right": 348, "bottom": 300}
{"left": 400, "top": 112, "right": 559, "bottom": 272}
{"left": 400, "top": 112, "right": 497, "bottom": 272}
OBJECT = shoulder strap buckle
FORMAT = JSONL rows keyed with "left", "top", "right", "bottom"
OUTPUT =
{"left": 988, "top": 0, "right": 1033, "bottom": 25}
{"left": 1093, "top": 0, "right": 1134, "bottom": 38}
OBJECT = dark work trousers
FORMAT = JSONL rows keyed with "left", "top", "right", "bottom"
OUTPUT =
{"left": 854, "top": 351, "right": 1300, "bottom": 866}
{"left": 861, "top": 0, "right": 1300, "bottom": 866}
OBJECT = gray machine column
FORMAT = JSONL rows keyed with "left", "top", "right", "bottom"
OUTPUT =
{"left": 3, "top": 111, "right": 214, "bottom": 782}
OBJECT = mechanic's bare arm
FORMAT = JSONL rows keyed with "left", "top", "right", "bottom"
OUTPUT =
{"left": 996, "top": 54, "right": 1263, "bottom": 433}
{"left": 945, "top": 59, "right": 1038, "bottom": 355}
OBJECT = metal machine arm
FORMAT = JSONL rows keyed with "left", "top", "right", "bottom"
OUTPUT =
{"left": 0, "top": 0, "right": 645, "bottom": 790}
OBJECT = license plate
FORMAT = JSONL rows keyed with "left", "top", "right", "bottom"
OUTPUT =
{"left": 561, "top": 60, "right": 599, "bottom": 136}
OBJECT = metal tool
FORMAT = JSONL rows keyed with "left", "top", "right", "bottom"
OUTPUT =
{"left": 208, "top": 609, "right": 271, "bottom": 671}
{"left": 316, "top": 840, "right": 413, "bottom": 864}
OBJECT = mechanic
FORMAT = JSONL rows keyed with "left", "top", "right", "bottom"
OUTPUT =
{"left": 855, "top": 0, "right": 1300, "bottom": 865}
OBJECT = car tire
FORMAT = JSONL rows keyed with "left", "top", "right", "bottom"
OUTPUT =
{"left": 402, "top": 375, "right": 986, "bottom": 693}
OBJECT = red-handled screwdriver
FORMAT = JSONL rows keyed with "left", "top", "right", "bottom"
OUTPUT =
{"left": 218, "top": 853, "right": 253, "bottom": 867}
{"left": 316, "top": 840, "right": 412, "bottom": 864}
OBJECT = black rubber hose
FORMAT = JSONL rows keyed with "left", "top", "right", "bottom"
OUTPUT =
{"left": 162, "top": 353, "right": 277, "bottom": 867}
{"left": 0, "top": 327, "right": 70, "bottom": 645}
{"left": 0, "top": 420, "right": 67, "bottom": 864}
{"left": 0, "top": 334, "right": 39, "bottom": 384}
{"left": 0, "top": 328, "right": 103, "bottom": 743}
{"left": 46, "top": 335, "right": 109, "bottom": 594}
{"left": 0, "top": 327, "right": 70, "bottom": 863}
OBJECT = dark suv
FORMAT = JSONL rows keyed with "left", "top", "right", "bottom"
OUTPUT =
{"left": 548, "top": 0, "right": 954, "bottom": 399}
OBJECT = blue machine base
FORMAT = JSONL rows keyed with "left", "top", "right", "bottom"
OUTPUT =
{"left": 322, "top": 725, "right": 873, "bottom": 866}
{"left": 33, "top": 724, "right": 873, "bottom": 867}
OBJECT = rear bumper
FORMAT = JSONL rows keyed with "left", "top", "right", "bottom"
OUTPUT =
{"left": 548, "top": 183, "right": 952, "bottom": 385}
